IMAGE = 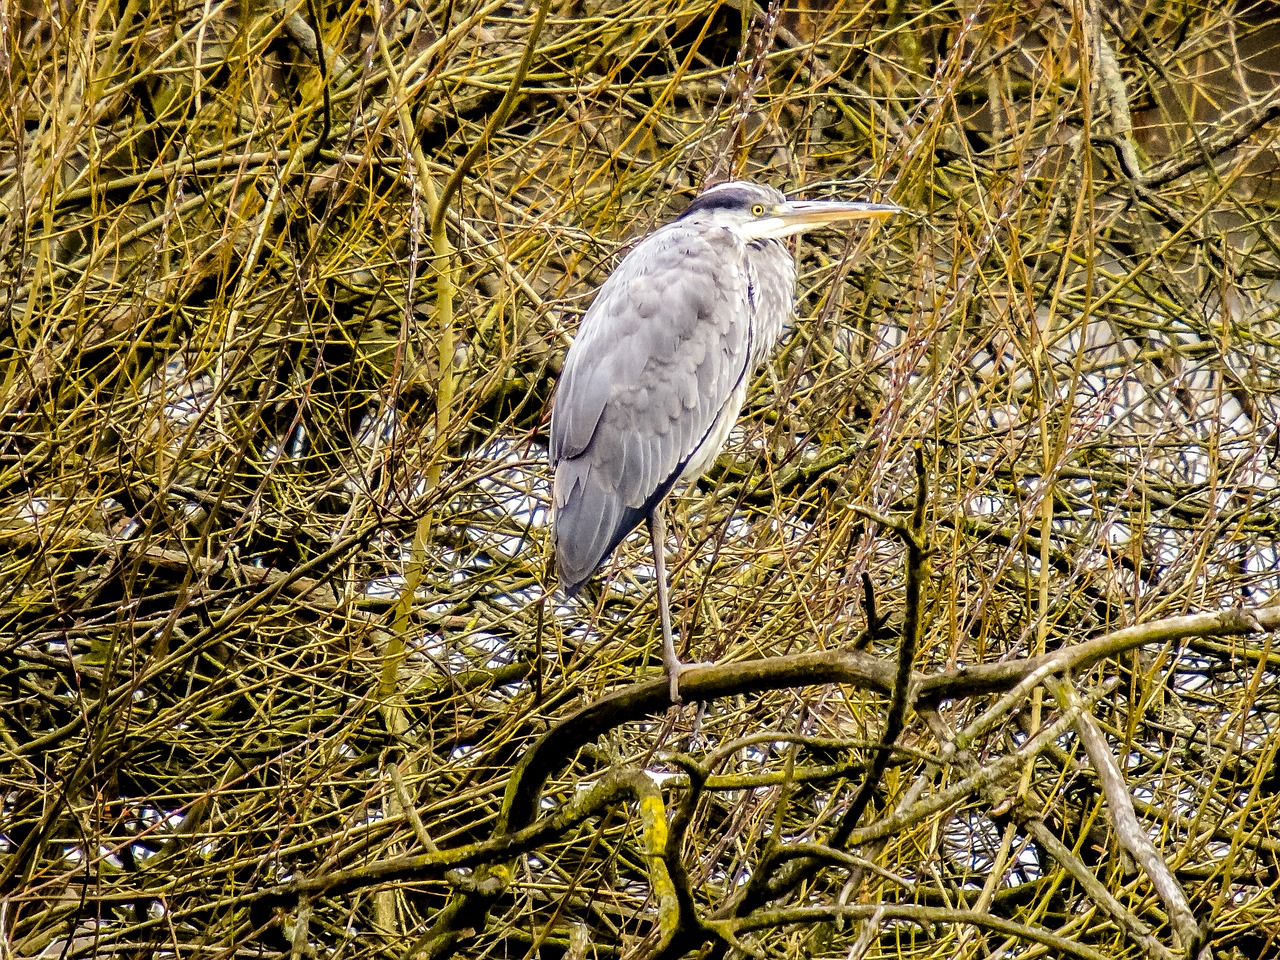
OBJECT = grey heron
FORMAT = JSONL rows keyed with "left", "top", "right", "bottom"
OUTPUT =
{"left": 549, "top": 180, "right": 899, "bottom": 702}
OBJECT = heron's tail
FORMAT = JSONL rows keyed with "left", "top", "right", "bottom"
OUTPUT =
{"left": 553, "top": 473, "right": 651, "bottom": 595}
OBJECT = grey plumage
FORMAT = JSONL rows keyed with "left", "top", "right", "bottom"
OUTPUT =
{"left": 549, "top": 180, "right": 898, "bottom": 700}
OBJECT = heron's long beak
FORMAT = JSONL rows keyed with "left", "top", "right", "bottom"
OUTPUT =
{"left": 742, "top": 199, "right": 901, "bottom": 241}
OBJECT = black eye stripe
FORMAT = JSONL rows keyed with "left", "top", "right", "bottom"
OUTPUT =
{"left": 677, "top": 184, "right": 782, "bottom": 219}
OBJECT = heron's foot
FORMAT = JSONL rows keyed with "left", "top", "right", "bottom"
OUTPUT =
{"left": 664, "top": 658, "right": 715, "bottom": 704}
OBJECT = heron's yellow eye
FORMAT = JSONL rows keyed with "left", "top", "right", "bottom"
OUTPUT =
{"left": 751, "top": 203, "right": 766, "bottom": 217}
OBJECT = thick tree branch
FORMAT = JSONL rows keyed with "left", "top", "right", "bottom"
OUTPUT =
{"left": 1049, "top": 677, "right": 1209, "bottom": 959}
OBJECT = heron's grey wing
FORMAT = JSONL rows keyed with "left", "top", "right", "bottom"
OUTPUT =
{"left": 550, "top": 224, "right": 753, "bottom": 591}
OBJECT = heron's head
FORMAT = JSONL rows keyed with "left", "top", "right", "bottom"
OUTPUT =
{"left": 678, "top": 180, "right": 899, "bottom": 241}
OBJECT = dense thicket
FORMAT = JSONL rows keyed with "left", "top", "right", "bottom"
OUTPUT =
{"left": 3, "top": 1, "right": 1280, "bottom": 958}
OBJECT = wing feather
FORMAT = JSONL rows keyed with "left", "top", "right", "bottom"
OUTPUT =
{"left": 550, "top": 222, "right": 754, "bottom": 592}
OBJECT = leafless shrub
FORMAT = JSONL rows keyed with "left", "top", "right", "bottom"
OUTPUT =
{"left": 2, "top": 1, "right": 1280, "bottom": 958}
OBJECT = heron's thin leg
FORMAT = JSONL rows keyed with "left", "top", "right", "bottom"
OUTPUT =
{"left": 648, "top": 507, "right": 683, "bottom": 703}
